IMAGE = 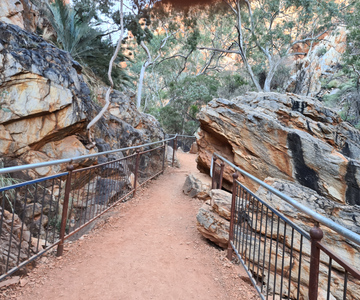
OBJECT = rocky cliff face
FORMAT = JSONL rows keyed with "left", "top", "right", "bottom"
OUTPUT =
{"left": 0, "top": 19, "right": 165, "bottom": 275}
{"left": 0, "top": 0, "right": 39, "bottom": 32}
{"left": 0, "top": 22, "right": 164, "bottom": 178}
{"left": 197, "top": 92, "right": 360, "bottom": 205}
{"left": 287, "top": 27, "right": 347, "bottom": 97}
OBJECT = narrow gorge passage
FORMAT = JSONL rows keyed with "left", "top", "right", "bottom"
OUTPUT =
{"left": 10, "top": 153, "right": 257, "bottom": 300}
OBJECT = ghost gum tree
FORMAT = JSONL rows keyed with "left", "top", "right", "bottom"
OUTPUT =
{"left": 125, "top": 1, "right": 205, "bottom": 109}
{"left": 195, "top": 0, "right": 343, "bottom": 92}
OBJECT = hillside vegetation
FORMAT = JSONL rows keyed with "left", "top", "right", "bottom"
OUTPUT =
{"left": 31, "top": 0, "right": 360, "bottom": 134}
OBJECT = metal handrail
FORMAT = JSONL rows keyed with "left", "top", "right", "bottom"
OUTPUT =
{"left": 0, "top": 135, "right": 177, "bottom": 175}
{"left": 168, "top": 134, "right": 196, "bottom": 138}
{"left": 213, "top": 152, "right": 360, "bottom": 247}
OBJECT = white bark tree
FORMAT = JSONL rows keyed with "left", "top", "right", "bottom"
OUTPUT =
{"left": 198, "top": 0, "right": 342, "bottom": 92}
{"left": 136, "top": 30, "right": 175, "bottom": 108}
{"left": 87, "top": 0, "right": 125, "bottom": 133}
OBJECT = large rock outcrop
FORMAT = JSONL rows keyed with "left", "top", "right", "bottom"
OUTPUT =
{"left": 0, "top": 22, "right": 164, "bottom": 175}
{"left": 196, "top": 91, "right": 360, "bottom": 299}
{"left": 0, "top": 21, "right": 165, "bottom": 275}
{"left": 196, "top": 92, "right": 360, "bottom": 205}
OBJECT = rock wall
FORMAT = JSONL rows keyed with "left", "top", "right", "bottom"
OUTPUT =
{"left": 196, "top": 92, "right": 360, "bottom": 205}
{"left": 0, "top": 20, "right": 165, "bottom": 275}
{"left": 0, "top": 0, "right": 39, "bottom": 32}
{"left": 0, "top": 22, "right": 164, "bottom": 176}
{"left": 286, "top": 27, "right": 347, "bottom": 97}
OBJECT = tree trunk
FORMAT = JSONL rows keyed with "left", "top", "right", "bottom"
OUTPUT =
{"left": 87, "top": 0, "right": 124, "bottom": 132}
{"left": 263, "top": 60, "right": 279, "bottom": 92}
{"left": 137, "top": 63, "right": 147, "bottom": 108}
{"left": 245, "top": 60, "right": 263, "bottom": 92}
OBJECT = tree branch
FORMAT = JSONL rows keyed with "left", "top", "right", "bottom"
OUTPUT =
{"left": 197, "top": 46, "right": 239, "bottom": 54}
{"left": 87, "top": 0, "right": 124, "bottom": 133}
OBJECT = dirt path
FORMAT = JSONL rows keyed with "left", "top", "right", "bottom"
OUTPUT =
{"left": 2, "top": 153, "right": 258, "bottom": 300}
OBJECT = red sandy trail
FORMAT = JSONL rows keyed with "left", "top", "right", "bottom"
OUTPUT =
{"left": 2, "top": 152, "right": 258, "bottom": 300}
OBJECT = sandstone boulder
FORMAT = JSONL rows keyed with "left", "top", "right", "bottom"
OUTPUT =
{"left": 0, "top": 22, "right": 91, "bottom": 159}
{"left": 256, "top": 177, "right": 360, "bottom": 267}
{"left": 183, "top": 174, "right": 211, "bottom": 200}
{"left": 196, "top": 202, "right": 229, "bottom": 249}
{"left": 0, "top": 22, "right": 165, "bottom": 173}
{"left": 196, "top": 92, "right": 360, "bottom": 205}
{"left": 210, "top": 189, "right": 232, "bottom": 220}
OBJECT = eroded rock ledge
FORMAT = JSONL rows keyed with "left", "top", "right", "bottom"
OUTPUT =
{"left": 196, "top": 92, "right": 360, "bottom": 205}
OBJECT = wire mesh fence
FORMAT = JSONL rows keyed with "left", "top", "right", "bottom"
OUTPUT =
{"left": 0, "top": 173, "right": 66, "bottom": 277}
{"left": 212, "top": 153, "right": 360, "bottom": 300}
{"left": 0, "top": 137, "right": 175, "bottom": 281}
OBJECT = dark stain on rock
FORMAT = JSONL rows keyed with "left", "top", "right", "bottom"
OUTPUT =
{"left": 345, "top": 161, "right": 360, "bottom": 205}
{"left": 287, "top": 132, "right": 321, "bottom": 194}
{"left": 291, "top": 98, "right": 307, "bottom": 114}
{"left": 341, "top": 141, "right": 351, "bottom": 158}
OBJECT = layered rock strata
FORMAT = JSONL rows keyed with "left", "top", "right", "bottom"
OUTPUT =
{"left": 0, "top": 0, "right": 39, "bottom": 32}
{"left": 196, "top": 189, "right": 232, "bottom": 249}
{"left": 196, "top": 92, "right": 360, "bottom": 298}
{"left": 196, "top": 92, "right": 360, "bottom": 205}
{"left": 0, "top": 22, "right": 164, "bottom": 175}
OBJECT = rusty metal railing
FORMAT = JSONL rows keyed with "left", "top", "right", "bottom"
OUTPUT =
{"left": 0, "top": 136, "right": 177, "bottom": 281}
{"left": 212, "top": 152, "right": 360, "bottom": 300}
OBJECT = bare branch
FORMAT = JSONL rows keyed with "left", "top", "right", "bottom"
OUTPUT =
{"left": 198, "top": 46, "right": 240, "bottom": 54}
{"left": 87, "top": 0, "right": 124, "bottom": 132}
{"left": 176, "top": 49, "right": 194, "bottom": 80}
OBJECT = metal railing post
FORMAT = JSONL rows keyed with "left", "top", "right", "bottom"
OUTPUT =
{"left": 219, "top": 162, "right": 225, "bottom": 189}
{"left": 308, "top": 224, "right": 324, "bottom": 300}
{"left": 227, "top": 172, "right": 239, "bottom": 260}
{"left": 162, "top": 143, "right": 166, "bottom": 173}
{"left": 57, "top": 164, "right": 74, "bottom": 257}
{"left": 133, "top": 150, "right": 141, "bottom": 197}
{"left": 172, "top": 136, "right": 177, "bottom": 168}
{"left": 211, "top": 157, "right": 217, "bottom": 189}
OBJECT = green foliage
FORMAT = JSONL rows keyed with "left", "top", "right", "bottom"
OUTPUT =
{"left": 271, "top": 65, "right": 291, "bottom": 92}
{"left": 325, "top": 80, "right": 340, "bottom": 89}
{"left": 123, "top": 13, "right": 153, "bottom": 45}
{"left": 115, "top": 0, "right": 159, "bottom": 45}
{"left": 38, "top": 0, "right": 132, "bottom": 90}
{"left": 323, "top": 78, "right": 360, "bottom": 127}
{"left": 44, "top": 0, "right": 100, "bottom": 59}
{"left": 0, "top": 160, "right": 21, "bottom": 213}
{"left": 207, "top": 0, "right": 343, "bottom": 91}
{"left": 72, "top": 0, "right": 115, "bottom": 22}
{"left": 158, "top": 75, "right": 220, "bottom": 134}
{"left": 216, "top": 72, "right": 252, "bottom": 99}
{"left": 343, "top": 1, "right": 360, "bottom": 84}
{"left": 316, "top": 46, "right": 327, "bottom": 57}
{"left": 185, "top": 28, "right": 200, "bottom": 51}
